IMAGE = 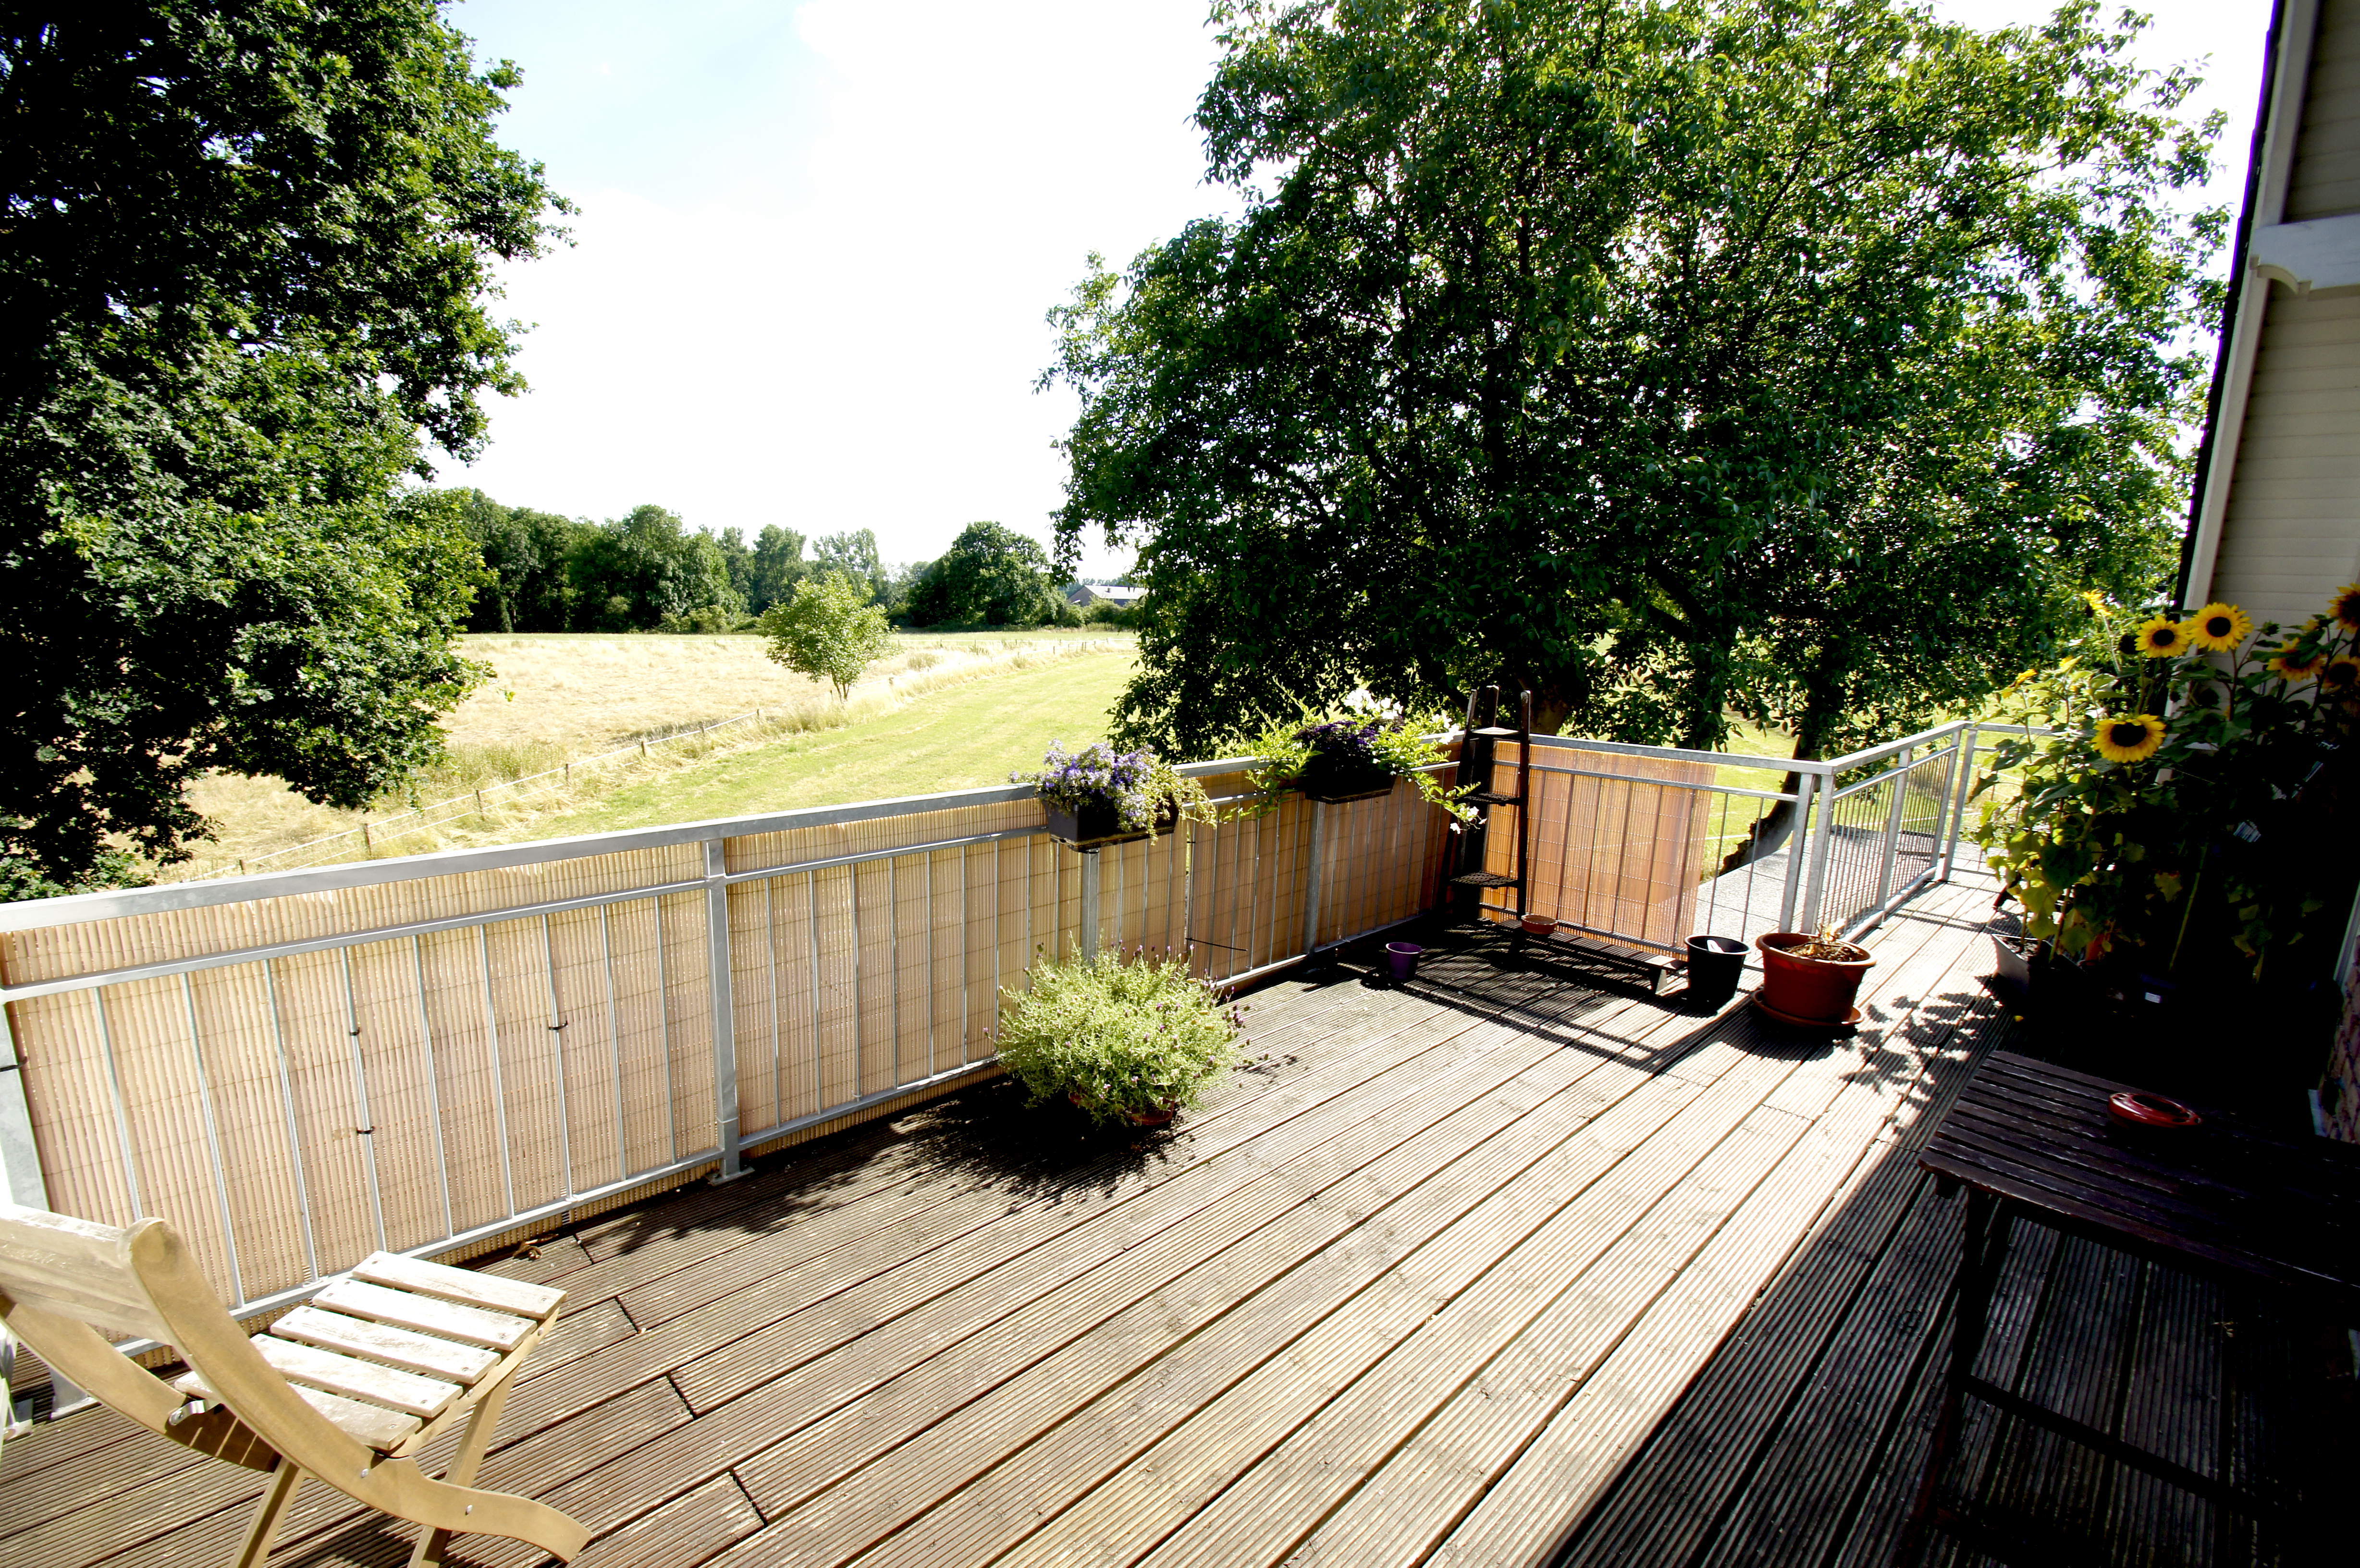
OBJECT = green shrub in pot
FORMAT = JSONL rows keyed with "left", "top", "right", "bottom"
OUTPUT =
{"left": 992, "top": 948, "right": 1245, "bottom": 1125}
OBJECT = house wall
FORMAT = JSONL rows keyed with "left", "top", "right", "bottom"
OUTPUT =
{"left": 2202, "top": 0, "right": 2360, "bottom": 633}
{"left": 2199, "top": 3, "right": 2360, "bottom": 637}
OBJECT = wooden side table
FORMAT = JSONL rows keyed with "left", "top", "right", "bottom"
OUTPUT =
{"left": 1903, "top": 1051, "right": 2360, "bottom": 1564}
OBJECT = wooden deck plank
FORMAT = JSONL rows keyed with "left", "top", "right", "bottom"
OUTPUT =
{"left": 1165, "top": 1101, "right": 1834, "bottom": 1568}
{"left": 801, "top": 1051, "right": 1754, "bottom": 1568}
{"left": 728, "top": 1035, "right": 1663, "bottom": 1556}
{"left": 541, "top": 973, "right": 1701, "bottom": 1553}
{"left": 973, "top": 1048, "right": 1822, "bottom": 1568}
{"left": 5, "top": 871, "right": 2073, "bottom": 1568}
{"left": 725, "top": 1017, "right": 1623, "bottom": 1528}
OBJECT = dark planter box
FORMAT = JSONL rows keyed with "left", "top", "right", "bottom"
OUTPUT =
{"left": 1297, "top": 754, "right": 1397, "bottom": 803}
{"left": 1044, "top": 798, "right": 1173, "bottom": 849}
{"left": 1986, "top": 934, "right": 2100, "bottom": 1016}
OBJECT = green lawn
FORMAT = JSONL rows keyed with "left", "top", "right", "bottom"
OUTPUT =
{"left": 507, "top": 649, "right": 1141, "bottom": 838}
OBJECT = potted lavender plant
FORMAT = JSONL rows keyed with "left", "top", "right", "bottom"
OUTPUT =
{"left": 1240, "top": 693, "right": 1476, "bottom": 817}
{"left": 1014, "top": 741, "right": 1212, "bottom": 849}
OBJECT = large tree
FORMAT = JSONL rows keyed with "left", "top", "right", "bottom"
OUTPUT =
{"left": 1, "top": 2, "right": 566, "bottom": 890}
{"left": 906, "top": 520, "right": 1062, "bottom": 627}
{"left": 1046, "top": 0, "right": 2220, "bottom": 773}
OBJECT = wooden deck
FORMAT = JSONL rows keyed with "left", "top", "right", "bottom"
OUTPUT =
{"left": 3, "top": 871, "right": 2081, "bottom": 1568}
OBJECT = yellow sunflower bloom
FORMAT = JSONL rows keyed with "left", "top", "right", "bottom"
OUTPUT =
{"left": 2271, "top": 646, "right": 2329, "bottom": 681}
{"left": 2187, "top": 602, "right": 2252, "bottom": 652}
{"left": 2093, "top": 715, "right": 2165, "bottom": 764}
{"left": 2325, "top": 655, "right": 2360, "bottom": 695}
{"left": 2134, "top": 616, "right": 2191, "bottom": 658}
{"left": 2331, "top": 584, "right": 2360, "bottom": 631}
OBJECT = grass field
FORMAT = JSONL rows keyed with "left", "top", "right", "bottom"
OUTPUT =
{"left": 172, "top": 631, "right": 1135, "bottom": 878}
{"left": 490, "top": 651, "right": 1145, "bottom": 842}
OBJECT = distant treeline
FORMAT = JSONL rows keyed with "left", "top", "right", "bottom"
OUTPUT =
{"left": 405, "top": 490, "right": 1136, "bottom": 633}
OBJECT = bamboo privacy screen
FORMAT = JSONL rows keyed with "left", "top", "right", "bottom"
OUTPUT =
{"left": 0, "top": 763, "right": 1452, "bottom": 1321}
{"left": 1484, "top": 742, "right": 1715, "bottom": 952}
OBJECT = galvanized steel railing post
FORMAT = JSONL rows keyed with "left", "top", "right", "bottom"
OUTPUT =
{"left": 0, "top": 1006, "right": 46, "bottom": 1213}
{"left": 1776, "top": 772, "right": 1816, "bottom": 933}
{"left": 1873, "top": 745, "right": 1913, "bottom": 908}
{"left": 1803, "top": 775, "right": 1838, "bottom": 932}
{"left": 1079, "top": 848, "right": 1101, "bottom": 961}
{"left": 1930, "top": 725, "right": 1970, "bottom": 884}
{"left": 704, "top": 837, "right": 747, "bottom": 1183}
{"left": 1940, "top": 723, "right": 1980, "bottom": 881}
{"left": 1301, "top": 799, "right": 1328, "bottom": 957}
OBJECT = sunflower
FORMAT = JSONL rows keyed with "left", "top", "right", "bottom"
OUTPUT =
{"left": 2326, "top": 655, "right": 2360, "bottom": 695}
{"left": 2271, "top": 646, "right": 2329, "bottom": 681}
{"left": 2134, "top": 616, "right": 2191, "bottom": 658}
{"left": 2187, "top": 602, "right": 2252, "bottom": 652}
{"left": 2093, "top": 714, "right": 2165, "bottom": 764}
{"left": 2331, "top": 584, "right": 2360, "bottom": 631}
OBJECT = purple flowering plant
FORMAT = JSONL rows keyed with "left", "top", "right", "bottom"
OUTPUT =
{"left": 1013, "top": 740, "right": 1212, "bottom": 833}
{"left": 1236, "top": 691, "right": 1476, "bottom": 824}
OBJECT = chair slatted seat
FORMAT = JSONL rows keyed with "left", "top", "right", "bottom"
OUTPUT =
{"left": 0, "top": 1204, "right": 590, "bottom": 1568}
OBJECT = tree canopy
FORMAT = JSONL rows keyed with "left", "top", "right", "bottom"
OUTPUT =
{"left": 1, "top": 2, "right": 566, "bottom": 890}
{"left": 1046, "top": 0, "right": 2222, "bottom": 767}
{"left": 905, "top": 520, "right": 1064, "bottom": 627}
{"left": 760, "top": 575, "right": 894, "bottom": 699}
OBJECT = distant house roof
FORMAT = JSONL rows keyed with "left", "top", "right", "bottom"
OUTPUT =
{"left": 1067, "top": 582, "right": 1148, "bottom": 607}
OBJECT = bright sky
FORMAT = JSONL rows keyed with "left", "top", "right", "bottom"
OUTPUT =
{"left": 442, "top": 1, "right": 2273, "bottom": 579}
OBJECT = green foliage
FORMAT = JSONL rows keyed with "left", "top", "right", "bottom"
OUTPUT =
{"left": 0, "top": 2, "right": 566, "bottom": 889}
{"left": 992, "top": 949, "right": 1245, "bottom": 1124}
{"left": 743, "top": 525, "right": 809, "bottom": 615}
{"left": 565, "top": 503, "right": 741, "bottom": 630}
{"left": 759, "top": 575, "right": 894, "bottom": 698}
{"left": 1234, "top": 695, "right": 1474, "bottom": 822}
{"left": 1046, "top": 0, "right": 2219, "bottom": 767}
{"left": 1969, "top": 593, "right": 2360, "bottom": 982}
{"left": 1010, "top": 741, "right": 1215, "bottom": 833}
{"left": 811, "top": 528, "right": 888, "bottom": 603}
{"left": 906, "top": 521, "right": 1063, "bottom": 627}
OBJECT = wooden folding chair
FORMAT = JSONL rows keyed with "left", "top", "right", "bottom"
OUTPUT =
{"left": 0, "top": 1203, "right": 590, "bottom": 1567}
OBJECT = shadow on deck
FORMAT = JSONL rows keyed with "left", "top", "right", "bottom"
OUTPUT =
{"left": 0, "top": 872, "right": 2339, "bottom": 1568}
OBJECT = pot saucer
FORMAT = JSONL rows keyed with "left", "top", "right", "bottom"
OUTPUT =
{"left": 1751, "top": 994, "right": 1863, "bottom": 1029}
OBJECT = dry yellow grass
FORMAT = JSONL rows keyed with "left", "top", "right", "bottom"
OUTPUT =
{"left": 172, "top": 630, "right": 1133, "bottom": 878}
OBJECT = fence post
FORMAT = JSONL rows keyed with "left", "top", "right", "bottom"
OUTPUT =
{"left": 1079, "top": 850, "right": 1101, "bottom": 960}
{"left": 1777, "top": 772, "right": 1816, "bottom": 933}
{"left": 1803, "top": 775, "right": 1839, "bottom": 932}
{"left": 1930, "top": 726, "right": 1969, "bottom": 884}
{"left": 1301, "top": 799, "right": 1328, "bottom": 958}
{"left": 1872, "top": 745, "right": 1913, "bottom": 907}
{"left": 703, "top": 837, "right": 747, "bottom": 1182}
{"left": 1940, "top": 723, "right": 1979, "bottom": 882}
{"left": 361, "top": 821, "right": 371, "bottom": 851}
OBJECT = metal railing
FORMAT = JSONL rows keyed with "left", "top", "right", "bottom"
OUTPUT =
{"left": 0, "top": 720, "right": 2003, "bottom": 1361}
{"left": 1502, "top": 719, "right": 1995, "bottom": 953}
{"left": 0, "top": 757, "right": 1447, "bottom": 1335}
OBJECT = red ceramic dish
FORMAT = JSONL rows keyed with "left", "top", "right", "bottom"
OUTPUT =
{"left": 2108, "top": 1090, "right": 2200, "bottom": 1129}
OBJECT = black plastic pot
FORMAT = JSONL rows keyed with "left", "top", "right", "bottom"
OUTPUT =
{"left": 1297, "top": 753, "right": 1397, "bottom": 803}
{"left": 1684, "top": 934, "right": 1748, "bottom": 1008}
{"left": 1045, "top": 799, "right": 1169, "bottom": 849}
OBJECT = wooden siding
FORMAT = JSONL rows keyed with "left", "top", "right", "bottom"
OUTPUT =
{"left": 2206, "top": 285, "right": 2360, "bottom": 629}
{"left": 2286, "top": 0, "right": 2360, "bottom": 222}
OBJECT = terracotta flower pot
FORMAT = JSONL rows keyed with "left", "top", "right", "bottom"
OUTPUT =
{"left": 1519, "top": 914, "right": 1559, "bottom": 938}
{"left": 1755, "top": 932, "right": 1874, "bottom": 1025}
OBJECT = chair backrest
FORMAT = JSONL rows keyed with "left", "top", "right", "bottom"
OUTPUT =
{"left": 0, "top": 1203, "right": 174, "bottom": 1345}
{"left": 0, "top": 1202, "right": 361, "bottom": 1475}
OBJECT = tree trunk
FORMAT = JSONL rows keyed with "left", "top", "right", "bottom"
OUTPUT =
{"left": 1716, "top": 694, "right": 1839, "bottom": 878}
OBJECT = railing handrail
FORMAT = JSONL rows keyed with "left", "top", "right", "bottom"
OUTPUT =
{"left": 0, "top": 753, "right": 1279, "bottom": 934}
{"left": 3, "top": 718, "right": 2031, "bottom": 937}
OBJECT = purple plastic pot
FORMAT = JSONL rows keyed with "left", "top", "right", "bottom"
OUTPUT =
{"left": 1385, "top": 942, "right": 1424, "bottom": 983}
